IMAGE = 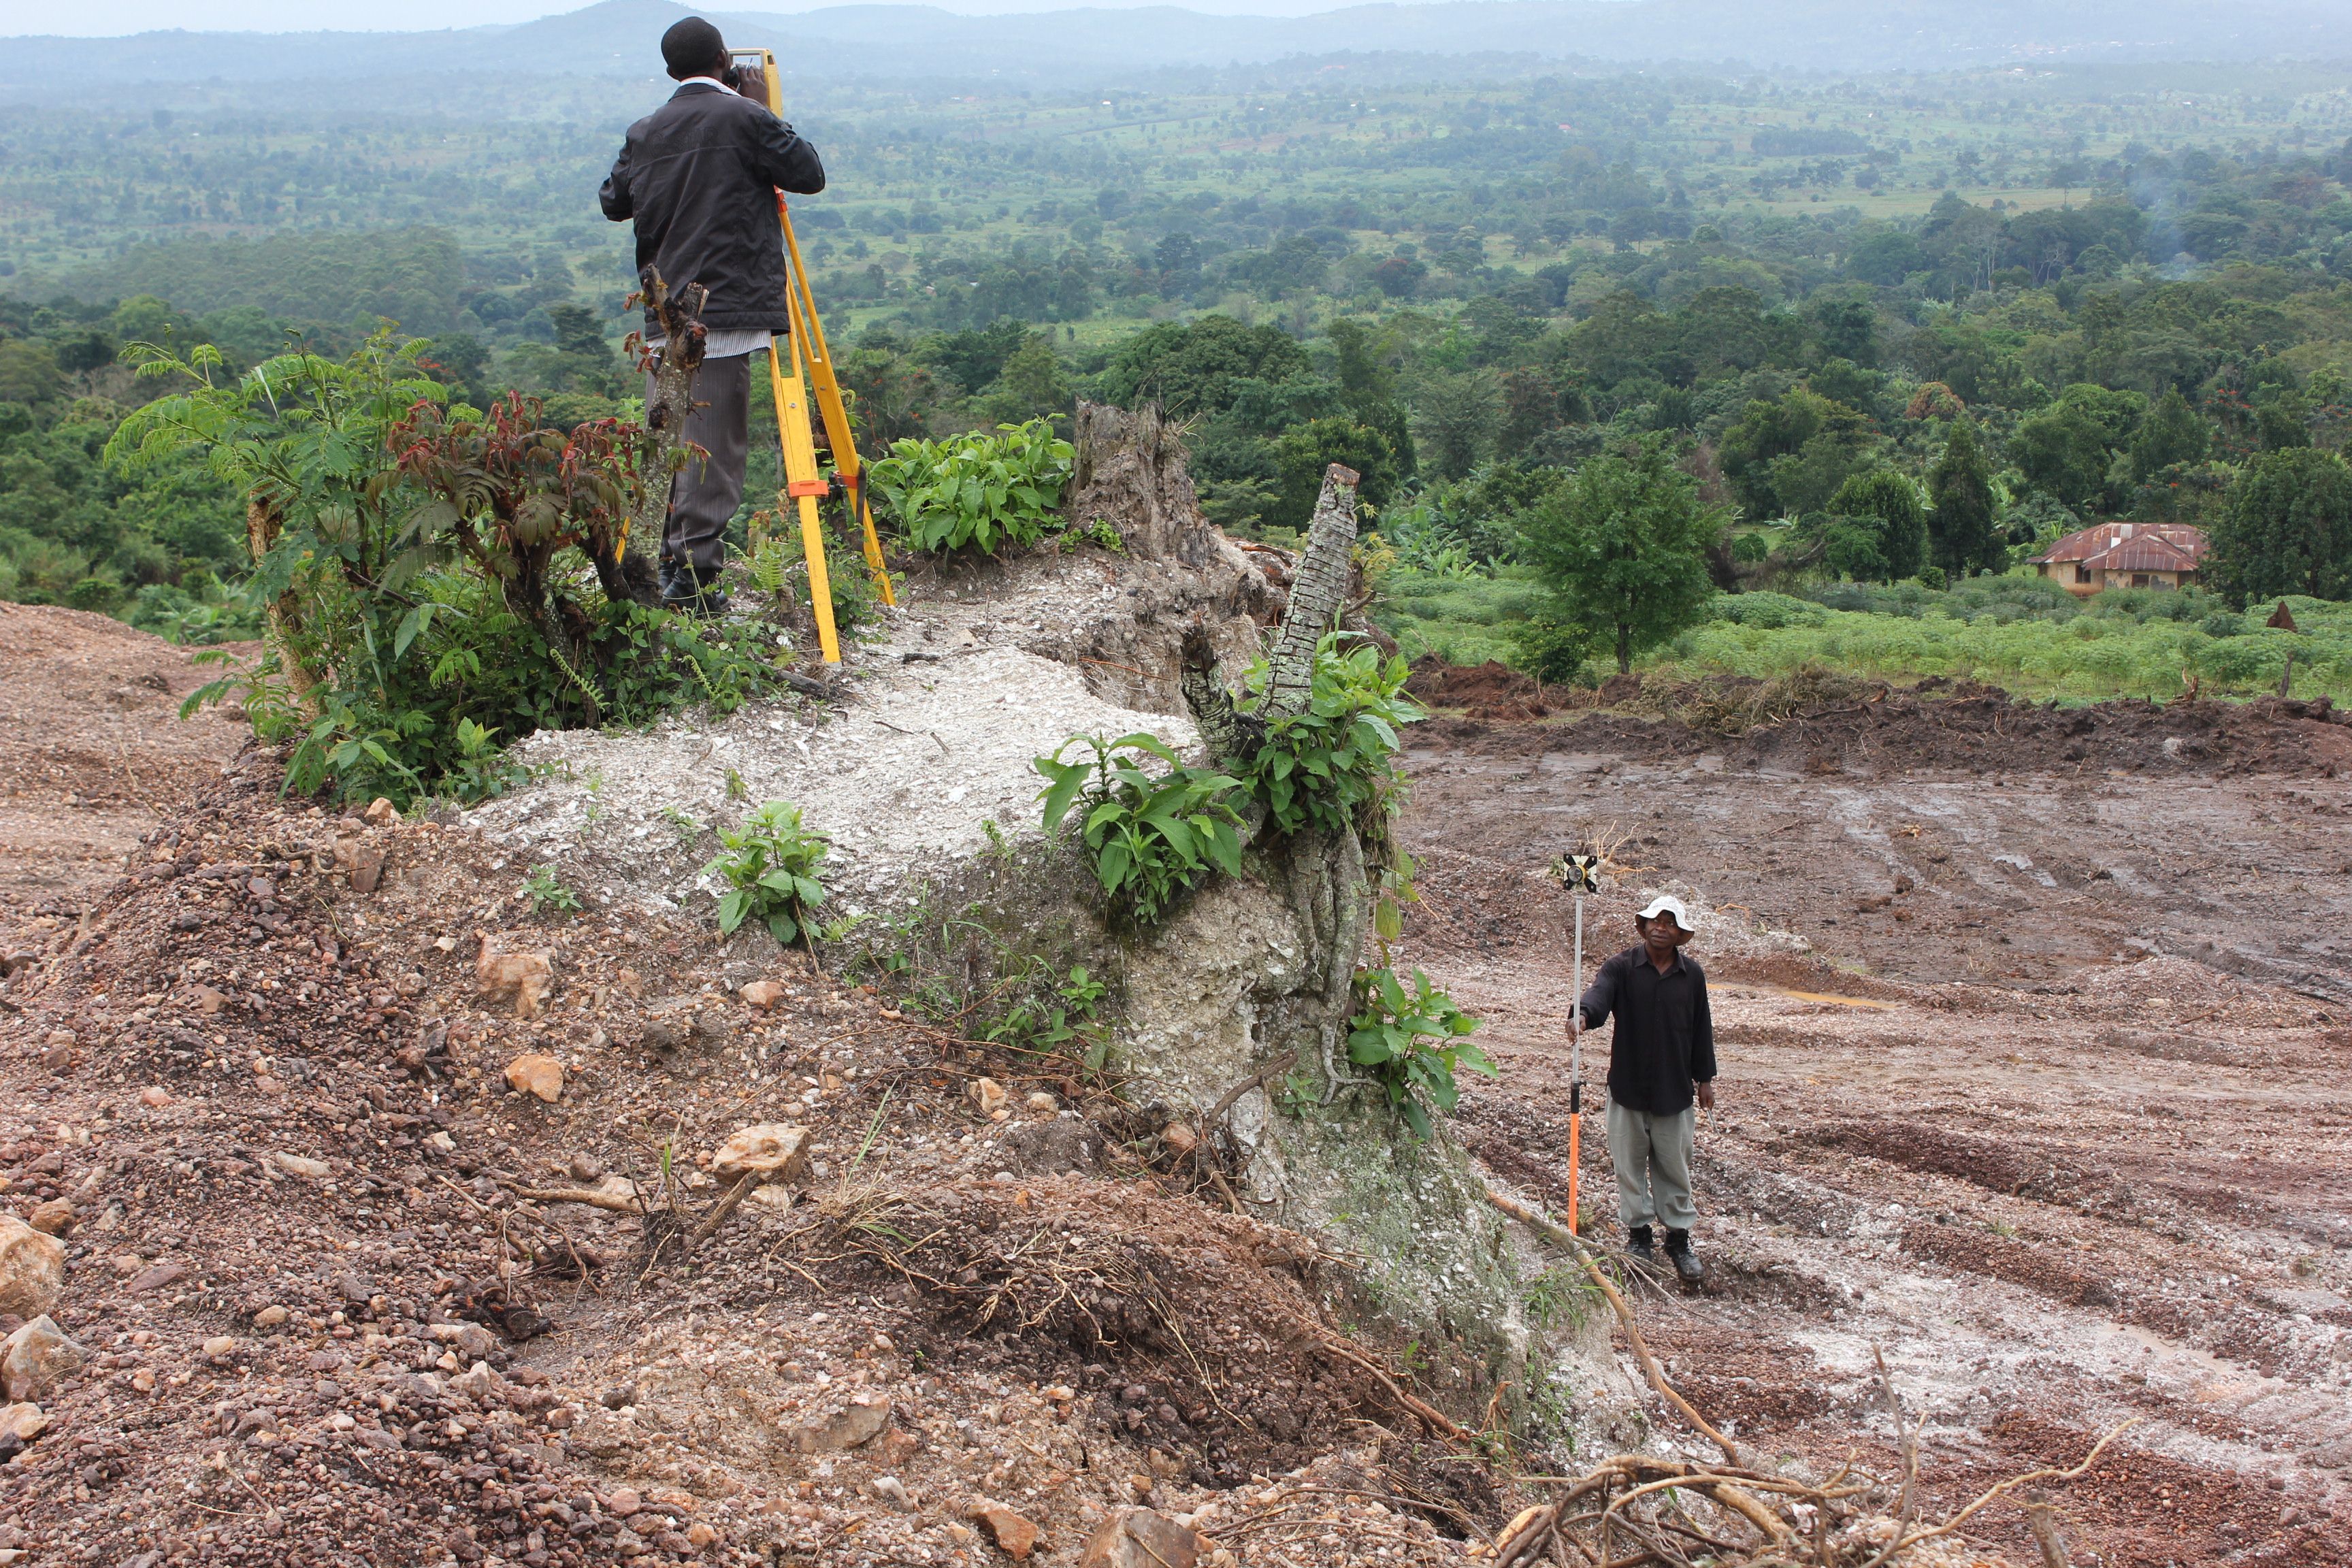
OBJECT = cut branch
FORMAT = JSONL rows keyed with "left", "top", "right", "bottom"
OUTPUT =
{"left": 1484, "top": 1185, "right": 1744, "bottom": 1468}
{"left": 1264, "top": 462, "right": 1361, "bottom": 720}
{"left": 617, "top": 267, "right": 708, "bottom": 604}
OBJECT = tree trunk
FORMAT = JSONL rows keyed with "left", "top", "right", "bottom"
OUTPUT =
{"left": 615, "top": 267, "right": 707, "bottom": 607}
{"left": 247, "top": 497, "right": 323, "bottom": 718}
{"left": 1262, "top": 463, "right": 1362, "bottom": 720}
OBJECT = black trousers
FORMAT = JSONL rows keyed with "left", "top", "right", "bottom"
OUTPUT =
{"left": 651, "top": 350, "right": 751, "bottom": 587}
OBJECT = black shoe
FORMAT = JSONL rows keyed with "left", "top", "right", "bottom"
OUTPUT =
{"left": 662, "top": 578, "right": 731, "bottom": 617}
{"left": 1626, "top": 1224, "right": 1656, "bottom": 1264}
{"left": 657, "top": 559, "right": 683, "bottom": 601}
{"left": 1664, "top": 1230, "right": 1704, "bottom": 1284}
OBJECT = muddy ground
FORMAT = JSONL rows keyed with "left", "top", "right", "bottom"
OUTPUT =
{"left": 4, "top": 604, "right": 2349, "bottom": 1568}
{"left": 1396, "top": 676, "right": 2352, "bottom": 1568}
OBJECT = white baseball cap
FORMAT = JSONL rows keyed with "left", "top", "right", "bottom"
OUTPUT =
{"left": 1637, "top": 894, "right": 1696, "bottom": 932}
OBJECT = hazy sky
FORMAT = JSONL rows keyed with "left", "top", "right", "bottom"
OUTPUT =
{"left": 0, "top": 0, "right": 1371, "bottom": 37}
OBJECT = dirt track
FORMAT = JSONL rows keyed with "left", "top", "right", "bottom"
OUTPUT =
{"left": 0, "top": 603, "right": 252, "bottom": 957}
{"left": 1397, "top": 689, "right": 2352, "bottom": 1567}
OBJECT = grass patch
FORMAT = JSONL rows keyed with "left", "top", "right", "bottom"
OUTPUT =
{"left": 1650, "top": 592, "right": 2352, "bottom": 704}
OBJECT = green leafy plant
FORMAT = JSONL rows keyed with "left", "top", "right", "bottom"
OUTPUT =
{"left": 706, "top": 800, "right": 832, "bottom": 947}
{"left": 523, "top": 863, "right": 581, "bottom": 916}
{"left": 1036, "top": 733, "right": 1245, "bottom": 926}
{"left": 978, "top": 962, "right": 1112, "bottom": 1071}
{"left": 869, "top": 419, "right": 1074, "bottom": 555}
{"left": 113, "top": 331, "right": 777, "bottom": 808}
{"left": 444, "top": 717, "right": 531, "bottom": 803}
{"left": 1346, "top": 965, "right": 1492, "bottom": 1138}
{"left": 1239, "top": 634, "right": 1423, "bottom": 845}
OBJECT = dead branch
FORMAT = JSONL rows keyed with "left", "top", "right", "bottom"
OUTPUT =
{"left": 497, "top": 1178, "right": 642, "bottom": 1214}
{"left": 1482, "top": 1186, "right": 1743, "bottom": 1467}
{"left": 1201, "top": 1047, "right": 1301, "bottom": 1128}
{"left": 1872, "top": 1345, "right": 1918, "bottom": 1522}
{"left": 683, "top": 1172, "right": 759, "bottom": 1250}
{"left": 2020, "top": 1490, "right": 2069, "bottom": 1568}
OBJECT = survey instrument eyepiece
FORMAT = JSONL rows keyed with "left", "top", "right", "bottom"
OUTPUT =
{"left": 728, "top": 47, "right": 783, "bottom": 114}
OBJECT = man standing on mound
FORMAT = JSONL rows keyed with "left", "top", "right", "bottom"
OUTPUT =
{"left": 1571, "top": 894, "right": 1718, "bottom": 1283}
{"left": 600, "top": 17, "right": 826, "bottom": 613}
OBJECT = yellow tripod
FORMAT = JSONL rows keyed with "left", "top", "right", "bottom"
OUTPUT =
{"left": 733, "top": 48, "right": 895, "bottom": 665}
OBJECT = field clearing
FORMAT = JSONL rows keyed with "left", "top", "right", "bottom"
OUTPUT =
{"left": 1396, "top": 690, "right": 2352, "bottom": 1566}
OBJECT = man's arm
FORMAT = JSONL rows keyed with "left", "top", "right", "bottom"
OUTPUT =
{"left": 753, "top": 114, "right": 826, "bottom": 195}
{"left": 1569, "top": 957, "right": 1617, "bottom": 1036}
{"left": 598, "top": 143, "right": 634, "bottom": 222}
{"left": 1690, "top": 968, "right": 1718, "bottom": 1109}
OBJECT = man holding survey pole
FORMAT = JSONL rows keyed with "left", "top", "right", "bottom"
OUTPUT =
{"left": 599, "top": 16, "right": 826, "bottom": 612}
{"left": 1569, "top": 894, "right": 1718, "bottom": 1284}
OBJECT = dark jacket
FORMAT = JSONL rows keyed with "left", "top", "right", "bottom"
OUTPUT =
{"left": 1576, "top": 946, "right": 1717, "bottom": 1116}
{"left": 599, "top": 83, "right": 826, "bottom": 333}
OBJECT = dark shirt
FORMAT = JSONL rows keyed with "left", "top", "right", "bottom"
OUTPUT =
{"left": 1575, "top": 945, "right": 1717, "bottom": 1116}
{"left": 600, "top": 84, "right": 827, "bottom": 333}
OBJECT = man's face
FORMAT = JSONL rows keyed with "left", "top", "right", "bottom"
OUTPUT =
{"left": 1639, "top": 914, "right": 1683, "bottom": 958}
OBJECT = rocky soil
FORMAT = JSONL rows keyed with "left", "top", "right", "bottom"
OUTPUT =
{"left": 13, "top": 595, "right": 2332, "bottom": 1568}
{"left": 1395, "top": 674, "right": 2352, "bottom": 1568}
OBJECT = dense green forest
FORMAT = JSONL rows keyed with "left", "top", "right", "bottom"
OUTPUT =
{"left": 5, "top": 60, "right": 2352, "bottom": 696}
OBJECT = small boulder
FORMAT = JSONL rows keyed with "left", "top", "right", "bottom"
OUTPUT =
{"left": 968, "top": 1077, "right": 1008, "bottom": 1117}
{"left": 1025, "top": 1091, "right": 1060, "bottom": 1113}
{"left": 971, "top": 1505, "right": 1041, "bottom": 1561}
{"left": 791, "top": 1392, "right": 893, "bottom": 1452}
{"left": 275, "top": 1153, "right": 331, "bottom": 1179}
{"left": 710, "top": 1124, "right": 811, "bottom": 1185}
{"left": 740, "top": 981, "right": 785, "bottom": 1011}
{"left": 606, "top": 1488, "right": 642, "bottom": 1518}
{"left": 193, "top": 985, "right": 230, "bottom": 1016}
{"left": 201, "top": 1336, "right": 237, "bottom": 1358}
{"left": 1079, "top": 1509, "right": 1208, "bottom": 1568}
{"left": 0, "top": 1401, "right": 44, "bottom": 1447}
{"left": 504, "top": 1054, "right": 566, "bottom": 1104}
{"left": 0, "top": 1216, "right": 65, "bottom": 1321}
{"left": 138, "top": 1086, "right": 172, "bottom": 1108}
{"left": 253, "top": 1306, "right": 289, "bottom": 1328}
{"left": 0, "top": 1316, "right": 86, "bottom": 1402}
{"left": 26, "top": 1200, "right": 73, "bottom": 1237}
{"left": 476, "top": 938, "right": 555, "bottom": 1019}
{"left": 1161, "top": 1122, "right": 1199, "bottom": 1156}
{"left": 363, "top": 797, "right": 398, "bottom": 826}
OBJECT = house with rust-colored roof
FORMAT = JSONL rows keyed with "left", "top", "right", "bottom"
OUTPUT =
{"left": 2029, "top": 521, "right": 2209, "bottom": 597}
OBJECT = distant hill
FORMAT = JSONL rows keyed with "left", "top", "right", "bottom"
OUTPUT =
{"left": 3, "top": 0, "right": 2349, "bottom": 86}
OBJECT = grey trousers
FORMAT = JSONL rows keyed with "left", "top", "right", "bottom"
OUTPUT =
{"left": 649, "top": 350, "right": 751, "bottom": 587}
{"left": 1607, "top": 1100, "right": 1697, "bottom": 1232}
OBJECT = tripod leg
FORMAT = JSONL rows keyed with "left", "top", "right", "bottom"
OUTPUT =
{"left": 770, "top": 331, "right": 840, "bottom": 665}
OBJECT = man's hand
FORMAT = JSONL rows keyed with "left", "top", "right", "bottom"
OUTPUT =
{"left": 1694, "top": 1080, "right": 1716, "bottom": 1111}
{"left": 1562, "top": 1011, "right": 1582, "bottom": 1041}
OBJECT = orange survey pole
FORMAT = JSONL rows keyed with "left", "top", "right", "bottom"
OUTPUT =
{"left": 1553, "top": 851, "right": 1601, "bottom": 1235}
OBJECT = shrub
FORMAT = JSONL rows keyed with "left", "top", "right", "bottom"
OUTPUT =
{"left": 1238, "top": 635, "right": 1422, "bottom": 845}
{"left": 870, "top": 419, "right": 1073, "bottom": 554}
{"left": 114, "top": 332, "right": 781, "bottom": 807}
{"left": 1347, "top": 966, "right": 1492, "bottom": 1138}
{"left": 1510, "top": 616, "right": 1598, "bottom": 684}
{"left": 706, "top": 801, "right": 832, "bottom": 947}
{"left": 1035, "top": 732, "right": 1245, "bottom": 926}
